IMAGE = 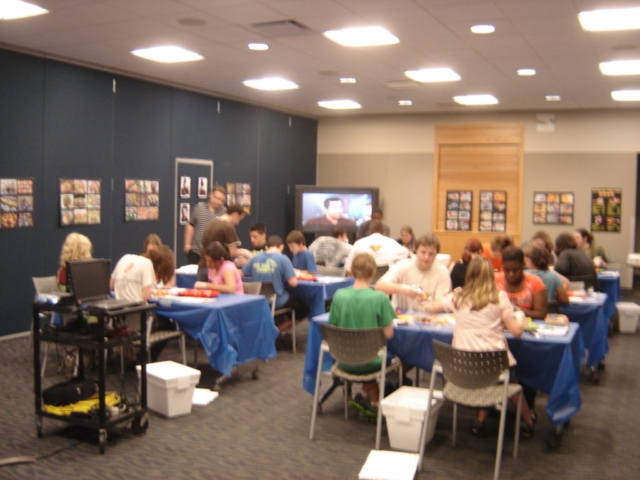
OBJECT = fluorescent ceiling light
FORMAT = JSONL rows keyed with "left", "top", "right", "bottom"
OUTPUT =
{"left": 517, "top": 69, "right": 536, "bottom": 76}
{"left": 611, "top": 90, "right": 640, "bottom": 101}
{"left": 453, "top": 94, "right": 498, "bottom": 105}
{"left": 471, "top": 24, "right": 495, "bottom": 34}
{"left": 600, "top": 60, "right": 640, "bottom": 76}
{"left": 131, "top": 46, "right": 203, "bottom": 63}
{"left": 323, "top": 26, "right": 399, "bottom": 47}
{"left": 405, "top": 68, "right": 461, "bottom": 82}
{"left": 579, "top": 7, "right": 640, "bottom": 31}
{"left": 340, "top": 77, "right": 356, "bottom": 84}
{"left": 0, "top": 0, "right": 48, "bottom": 20}
{"left": 318, "top": 100, "right": 361, "bottom": 109}
{"left": 546, "top": 95, "right": 561, "bottom": 101}
{"left": 248, "top": 43, "right": 269, "bottom": 51}
{"left": 243, "top": 77, "right": 298, "bottom": 91}
{"left": 398, "top": 100, "right": 412, "bottom": 106}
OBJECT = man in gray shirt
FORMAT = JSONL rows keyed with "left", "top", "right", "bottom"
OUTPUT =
{"left": 184, "top": 185, "right": 227, "bottom": 264}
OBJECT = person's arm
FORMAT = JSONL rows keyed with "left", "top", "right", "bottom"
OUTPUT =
{"left": 553, "top": 270, "right": 570, "bottom": 289}
{"left": 556, "top": 284, "right": 569, "bottom": 304}
{"left": 383, "top": 324, "right": 394, "bottom": 339}
{"left": 183, "top": 224, "right": 195, "bottom": 254}
{"left": 109, "top": 278, "right": 115, "bottom": 291}
{"left": 500, "top": 292, "right": 523, "bottom": 338}
{"left": 142, "top": 285, "right": 153, "bottom": 301}
{"left": 287, "top": 276, "right": 298, "bottom": 288}
{"left": 228, "top": 244, "right": 240, "bottom": 258}
{"left": 375, "top": 279, "right": 419, "bottom": 299}
{"left": 521, "top": 289, "right": 548, "bottom": 319}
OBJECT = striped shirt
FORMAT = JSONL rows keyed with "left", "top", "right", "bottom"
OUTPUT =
{"left": 189, "top": 202, "right": 226, "bottom": 255}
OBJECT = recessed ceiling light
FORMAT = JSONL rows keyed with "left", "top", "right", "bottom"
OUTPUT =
{"left": 323, "top": 26, "right": 399, "bottom": 47}
{"left": 404, "top": 68, "right": 461, "bottom": 82}
{"left": 0, "top": 0, "right": 48, "bottom": 20}
{"left": 453, "top": 94, "right": 498, "bottom": 105}
{"left": 471, "top": 24, "right": 495, "bottom": 34}
{"left": 243, "top": 77, "right": 298, "bottom": 91}
{"left": 131, "top": 46, "right": 203, "bottom": 63}
{"left": 600, "top": 60, "right": 640, "bottom": 75}
{"left": 546, "top": 95, "right": 561, "bottom": 101}
{"left": 318, "top": 100, "right": 362, "bottom": 109}
{"left": 248, "top": 43, "right": 269, "bottom": 51}
{"left": 177, "top": 17, "right": 207, "bottom": 27}
{"left": 611, "top": 89, "right": 640, "bottom": 101}
{"left": 340, "top": 77, "right": 356, "bottom": 84}
{"left": 398, "top": 100, "right": 412, "bottom": 106}
{"left": 579, "top": 7, "right": 640, "bottom": 31}
{"left": 517, "top": 69, "right": 536, "bottom": 76}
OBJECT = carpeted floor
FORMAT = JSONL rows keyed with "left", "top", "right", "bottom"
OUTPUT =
{"left": 1, "top": 304, "right": 639, "bottom": 479}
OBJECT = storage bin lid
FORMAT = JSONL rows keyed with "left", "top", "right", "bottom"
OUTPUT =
{"left": 136, "top": 361, "right": 201, "bottom": 383}
{"left": 616, "top": 302, "right": 640, "bottom": 312}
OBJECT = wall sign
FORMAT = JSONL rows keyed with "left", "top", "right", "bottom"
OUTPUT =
{"left": 592, "top": 188, "right": 621, "bottom": 232}
{"left": 445, "top": 190, "right": 472, "bottom": 231}
{"left": 533, "top": 192, "right": 574, "bottom": 225}
{"left": 479, "top": 190, "right": 506, "bottom": 232}
{"left": 1, "top": 178, "right": 33, "bottom": 228}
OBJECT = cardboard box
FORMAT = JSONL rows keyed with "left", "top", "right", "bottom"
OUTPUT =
{"left": 137, "top": 361, "right": 201, "bottom": 418}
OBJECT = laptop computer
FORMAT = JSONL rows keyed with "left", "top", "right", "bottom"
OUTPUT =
{"left": 66, "top": 258, "right": 144, "bottom": 311}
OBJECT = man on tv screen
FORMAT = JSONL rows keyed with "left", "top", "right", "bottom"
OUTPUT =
{"left": 303, "top": 197, "right": 357, "bottom": 228}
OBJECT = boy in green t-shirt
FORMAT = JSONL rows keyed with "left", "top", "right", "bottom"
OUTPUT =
{"left": 328, "top": 252, "right": 395, "bottom": 417}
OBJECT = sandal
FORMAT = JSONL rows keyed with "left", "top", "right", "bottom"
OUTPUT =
{"left": 521, "top": 423, "right": 535, "bottom": 439}
{"left": 471, "top": 419, "right": 487, "bottom": 436}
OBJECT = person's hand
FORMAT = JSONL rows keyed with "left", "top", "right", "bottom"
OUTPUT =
{"left": 593, "top": 256, "right": 604, "bottom": 268}
{"left": 401, "top": 284, "right": 420, "bottom": 299}
{"left": 194, "top": 281, "right": 207, "bottom": 289}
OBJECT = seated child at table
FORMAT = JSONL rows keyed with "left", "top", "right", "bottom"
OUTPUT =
{"left": 424, "top": 256, "right": 535, "bottom": 437}
{"left": 328, "top": 252, "right": 394, "bottom": 418}
{"left": 286, "top": 230, "right": 317, "bottom": 274}
{"left": 195, "top": 241, "right": 244, "bottom": 294}
{"left": 57, "top": 232, "right": 93, "bottom": 291}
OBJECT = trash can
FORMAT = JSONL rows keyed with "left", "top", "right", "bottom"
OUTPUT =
{"left": 616, "top": 302, "right": 640, "bottom": 333}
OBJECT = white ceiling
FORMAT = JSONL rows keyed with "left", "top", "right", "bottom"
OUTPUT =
{"left": 2, "top": 0, "right": 640, "bottom": 118}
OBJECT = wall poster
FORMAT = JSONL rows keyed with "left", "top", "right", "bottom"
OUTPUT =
{"left": 591, "top": 188, "right": 621, "bottom": 232}
{"left": 479, "top": 190, "right": 506, "bottom": 232}
{"left": 60, "top": 179, "right": 100, "bottom": 226}
{"left": 1, "top": 178, "right": 33, "bottom": 228}
{"left": 125, "top": 179, "right": 160, "bottom": 222}
{"left": 226, "top": 183, "right": 251, "bottom": 215}
{"left": 445, "top": 190, "right": 472, "bottom": 231}
{"left": 533, "top": 192, "right": 574, "bottom": 225}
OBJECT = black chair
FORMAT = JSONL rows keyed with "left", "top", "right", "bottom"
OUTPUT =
{"left": 419, "top": 341, "right": 522, "bottom": 480}
{"left": 259, "top": 281, "right": 297, "bottom": 352}
{"left": 309, "top": 322, "right": 402, "bottom": 449}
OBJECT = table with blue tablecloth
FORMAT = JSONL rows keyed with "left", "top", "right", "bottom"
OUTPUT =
{"left": 152, "top": 294, "right": 279, "bottom": 376}
{"left": 560, "top": 294, "right": 608, "bottom": 368}
{"left": 598, "top": 271, "right": 621, "bottom": 324}
{"left": 176, "top": 272, "right": 198, "bottom": 288}
{"left": 304, "top": 314, "right": 585, "bottom": 427}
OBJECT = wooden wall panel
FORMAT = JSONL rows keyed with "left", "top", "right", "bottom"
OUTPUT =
{"left": 433, "top": 125, "right": 524, "bottom": 259}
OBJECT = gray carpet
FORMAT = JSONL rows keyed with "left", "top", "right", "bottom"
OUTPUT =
{"left": 1, "top": 310, "right": 639, "bottom": 479}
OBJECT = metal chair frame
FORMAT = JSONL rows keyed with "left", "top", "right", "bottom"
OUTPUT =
{"left": 259, "top": 281, "right": 296, "bottom": 353}
{"left": 418, "top": 340, "right": 522, "bottom": 480}
{"left": 309, "top": 323, "right": 402, "bottom": 450}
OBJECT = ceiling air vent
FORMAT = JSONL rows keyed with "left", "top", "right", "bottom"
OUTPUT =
{"left": 382, "top": 80, "right": 421, "bottom": 89}
{"left": 251, "top": 19, "right": 312, "bottom": 37}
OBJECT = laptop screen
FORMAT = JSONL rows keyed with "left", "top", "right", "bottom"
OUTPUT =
{"left": 66, "top": 259, "right": 111, "bottom": 303}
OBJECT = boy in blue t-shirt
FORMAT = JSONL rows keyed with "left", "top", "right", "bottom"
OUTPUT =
{"left": 286, "top": 230, "right": 317, "bottom": 273}
{"left": 242, "top": 235, "right": 309, "bottom": 333}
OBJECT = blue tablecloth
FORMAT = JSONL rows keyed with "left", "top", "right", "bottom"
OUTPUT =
{"left": 176, "top": 273, "right": 198, "bottom": 288}
{"left": 293, "top": 278, "right": 354, "bottom": 319}
{"left": 598, "top": 272, "right": 621, "bottom": 323}
{"left": 153, "top": 294, "right": 279, "bottom": 376}
{"left": 560, "top": 294, "right": 608, "bottom": 368}
{"left": 304, "top": 314, "right": 585, "bottom": 427}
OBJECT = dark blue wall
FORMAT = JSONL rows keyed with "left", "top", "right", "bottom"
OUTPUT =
{"left": 0, "top": 48, "right": 317, "bottom": 336}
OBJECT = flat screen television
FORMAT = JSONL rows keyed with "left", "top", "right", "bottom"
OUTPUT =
{"left": 295, "top": 185, "right": 379, "bottom": 233}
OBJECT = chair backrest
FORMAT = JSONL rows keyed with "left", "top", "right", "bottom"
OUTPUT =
{"left": 370, "top": 265, "right": 389, "bottom": 286}
{"left": 316, "top": 265, "right": 345, "bottom": 277}
{"left": 32, "top": 276, "right": 58, "bottom": 295}
{"left": 319, "top": 322, "right": 386, "bottom": 367}
{"left": 432, "top": 340, "right": 509, "bottom": 389}
{"left": 547, "top": 300, "right": 560, "bottom": 314}
{"left": 242, "top": 281, "right": 262, "bottom": 295}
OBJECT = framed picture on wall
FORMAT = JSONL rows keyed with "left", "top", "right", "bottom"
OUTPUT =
{"left": 179, "top": 202, "right": 190, "bottom": 225}
{"left": 479, "top": 190, "right": 506, "bottom": 232}
{"left": 445, "top": 190, "right": 472, "bottom": 231}
{"left": 226, "top": 182, "right": 252, "bottom": 214}
{"left": 197, "top": 177, "right": 208, "bottom": 198}
{"left": 124, "top": 179, "right": 159, "bottom": 222}
{"left": 60, "top": 178, "right": 101, "bottom": 226}
{"left": 180, "top": 176, "right": 191, "bottom": 198}
{"left": 533, "top": 192, "right": 574, "bottom": 225}
{"left": 1, "top": 177, "right": 34, "bottom": 228}
{"left": 591, "top": 188, "right": 621, "bottom": 232}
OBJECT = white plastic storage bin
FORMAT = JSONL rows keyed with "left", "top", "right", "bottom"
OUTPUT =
{"left": 136, "top": 361, "right": 201, "bottom": 418}
{"left": 616, "top": 302, "right": 640, "bottom": 333}
{"left": 380, "top": 386, "right": 443, "bottom": 453}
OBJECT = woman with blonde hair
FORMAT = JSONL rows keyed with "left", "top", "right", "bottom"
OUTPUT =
{"left": 397, "top": 226, "right": 416, "bottom": 253}
{"left": 57, "top": 233, "right": 93, "bottom": 291}
{"left": 143, "top": 233, "right": 162, "bottom": 254}
{"left": 425, "top": 256, "right": 535, "bottom": 437}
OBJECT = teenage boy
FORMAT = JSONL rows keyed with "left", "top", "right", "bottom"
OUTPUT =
{"left": 375, "top": 234, "right": 451, "bottom": 310}
{"left": 286, "top": 230, "right": 317, "bottom": 273}
{"left": 242, "top": 235, "right": 309, "bottom": 334}
{"left": 235, "top": 223, "right": 267, "bottom": 268}
{"left": 329, "top": 252, "right": 395, "bottom": 417}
